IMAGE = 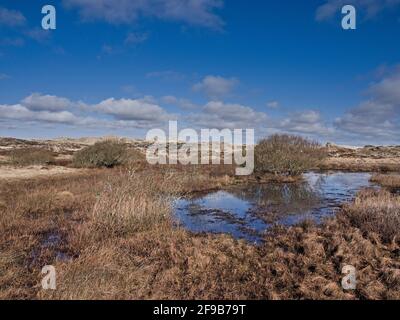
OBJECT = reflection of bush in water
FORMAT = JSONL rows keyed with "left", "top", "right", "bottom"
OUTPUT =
{"left": 228, "top": 182, "right": 322, "bottom": 214}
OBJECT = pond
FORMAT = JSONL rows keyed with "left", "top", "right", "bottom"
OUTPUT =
{"left": 174, "top": 172, "right": 375, "bottom": 242}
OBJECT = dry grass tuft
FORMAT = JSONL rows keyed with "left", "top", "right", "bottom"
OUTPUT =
{"left": 370, "top": 174, "right": 400, "bottom": 189}
{"left": 341, "top": 189, "right": 400, "bottom": 244}
{"left": 90, "top": 170, "right": 179, "bottom": 238}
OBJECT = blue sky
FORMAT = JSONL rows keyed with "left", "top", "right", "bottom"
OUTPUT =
{"left": 0, "top": 0, "right": 400, "bottom": 145}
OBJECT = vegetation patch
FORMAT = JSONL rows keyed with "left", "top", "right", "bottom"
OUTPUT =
{"left": 1, "top": 166, "right": 399, "bottom": 300}
{"left": 90, "top": 170, "right": 179, "bottom": 238}
{"left": 72, "top": 140, "right": 129, "bottom": 168}
{"left": 254, "top": 134, "right": 326, "bottom": 176}
{"left": 341, "top": 188, "right": 400, "bottom": 244}
{"left": 370, "top": 174, "right": 400, "bottom": 189}
{"left": 10, "top": 148, "right": 54, "bottom": 166}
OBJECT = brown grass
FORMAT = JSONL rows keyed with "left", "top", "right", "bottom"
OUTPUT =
{"left": 0, "top": 170, "right": 107, "bottom": 299}
{"left": 320, "top": 158, "right": 400, "bottom": 172}
{"left": 0, "top": 166, "right": 399, "bottom": 300}
{"left": 370, "top": 174, "right": 400, "bottom": 189}
{"left": 341, "top": 189, "right": 400, "bottom": 244}
{"left": 89, "top": 170, "right": 179, "bottom": 239}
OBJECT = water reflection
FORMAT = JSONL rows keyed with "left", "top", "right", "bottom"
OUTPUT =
{"left": 174, "top": 172, "right": 374, "bottom": 242}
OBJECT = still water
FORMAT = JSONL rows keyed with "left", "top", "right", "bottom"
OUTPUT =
{"left": 174, "top": 172, "right": 374, "bottom": 242}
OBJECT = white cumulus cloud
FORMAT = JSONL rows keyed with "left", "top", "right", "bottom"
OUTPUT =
{"left": 94, "top": 97, "right": 175, "bottom": 125}
{"left": 187, "top": 101, "right": 268, "bottom": 129}
{"left": 193, "top": 75, "right": 239, "bottom": 100}
{"left": 21, "top": 93, "right": 77, "bottom": 112}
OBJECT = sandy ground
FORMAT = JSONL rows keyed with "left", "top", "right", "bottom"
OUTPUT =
{"left": 0, "top": 165, "right": 82, "bottom": 181}
{"left": 322, "top": 157, "right": 400, "bottom": 171}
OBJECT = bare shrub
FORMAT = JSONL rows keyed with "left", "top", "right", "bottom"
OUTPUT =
{"left": 72, "top": 140, "right": 128, "bottom": 168}
{"left": 255, "top": 134, "right": 326, "bottom": 176}
{"left": 342, "top": 189, "right": 400, "bottom": 244}
{"left": 10, "top": 148, "right": 54, "bottom": 166}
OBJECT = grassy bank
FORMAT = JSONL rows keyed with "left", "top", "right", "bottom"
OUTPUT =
{"left": 0, "top": 166, "right": 399, "bottom": 300}
{"left": 370, "top": 174, "right": 400, "bottom": 189}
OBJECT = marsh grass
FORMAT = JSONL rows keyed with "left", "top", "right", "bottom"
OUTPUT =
{"left": 342, "top": 189, "right": 400, "bottom": 244}
{"left": 90, "top": 170, "right": 179, "bottom": 238}
{"left": 0, "top": 165, "right": 399, "bottom": 300}
{"left": 370, "top": 174, "right": 400, "bottom": 189}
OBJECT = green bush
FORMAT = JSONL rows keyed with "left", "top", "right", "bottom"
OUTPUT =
{"left": 255, "top": 134, "right": 326, "bottom": 176}
{"left": 73, "top": 140, "right": 129, "bottom": 168}
{"left": 10, "top": 148, "right": 54, "bottom": 166}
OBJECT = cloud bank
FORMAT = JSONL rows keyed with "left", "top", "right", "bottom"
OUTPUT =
{"left": 63, "top": 0, "right": 224, "bottom": 29}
